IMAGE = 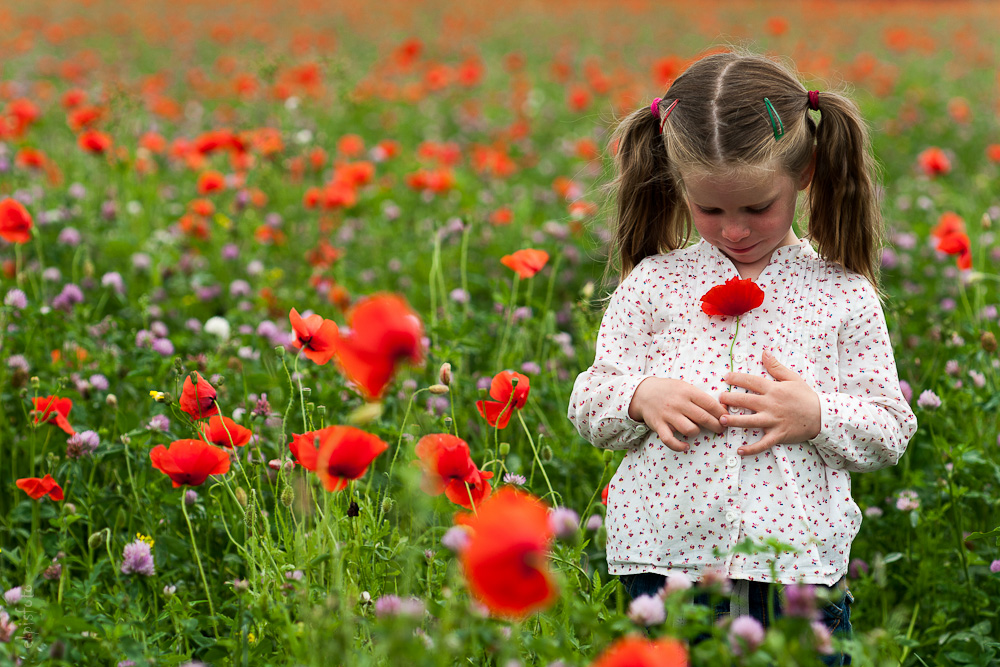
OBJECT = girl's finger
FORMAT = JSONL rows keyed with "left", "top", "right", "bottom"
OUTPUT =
{"left": 686, "top": 405, "right": 724, "bottom": 434}
{"left": 649, "top": 419, "right": 689, "bottom": 453}
{"left": 724, "top": 373, "right": 769, "bottom": 394}
{"left": 720, "top": 413, "right": 769, "bottom": 430}
{"left": 738, "top": 436, "right": 778, "bottom": 456}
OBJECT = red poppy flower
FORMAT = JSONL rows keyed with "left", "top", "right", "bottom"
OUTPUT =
{"left": 32, "top": 396, "right": 74, "bottom": 435}
{"left": 0, "top": 198, "right": 34, "bottom": 244}
{"left": 179, "top": 372, "right": 219, "bottom": 420}
{"left": 16, "top": 474, "right": 64, "bottom": 501}
{"left": 476, "top": 371, "right": 530, "bottom": 429}
{"left": 591, "top": 636, "right": 689, "bottom": 667}
{"left": 312, "top": 425, "right": 389, "bottom": 492}
{"left": 415, "top": 434, "right": 494, "bottom": 508}
{"left": 937, "top": 231, "right": 972, "bottom": 270}
{"left": 288, "top": 431, "right": 321, "bottom": 471}
{"left": 77, "top": 129, "right": 112, "bottom": 154}
{"left": 200, "top": 415, "right": 252, "bottom": 448}
{"left": 289, "top": 308, "right": 339, "bottom": 365}
{"left": 333, "top": 294, "right": 424, "bottom": 400}
{"left": 197, "top": 170, "right": 226, "bottom": 194}
{"left": 917, "top": 147, "right": 951, "bottom": 177}
{"left": 150, "top": 439, "right": 231, "bottom": 487}
{"left": 460, "top": 488, "right": 556, "bottom": 618}
{"left": 501, "top": 249, "right": 550, "bottom": 279}
{"left": 601, "top": 483, "right": 610, "bottom": 505}
{"left": 931, "top": 211, "right": 965, "bottom": 241}
{"left": 700, "top": 277, "right": 765, "bottom": 317}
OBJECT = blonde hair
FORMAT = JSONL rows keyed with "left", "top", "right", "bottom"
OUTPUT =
{"left": 606, "top": 50, "right": 883, "bottom": 289}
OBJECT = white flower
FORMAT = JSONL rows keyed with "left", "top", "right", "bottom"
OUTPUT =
{"left": 204, "top": 316, "right": 231, "bottom": 342}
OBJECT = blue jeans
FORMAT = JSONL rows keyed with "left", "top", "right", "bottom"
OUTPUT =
{"left": 620, "top": 573, "right": 853, "bottom": 666}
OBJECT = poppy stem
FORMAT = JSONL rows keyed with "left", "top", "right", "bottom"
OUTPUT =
{"left": 517, "top": 411, "right": 559, "bottom": 506}
{"left": 495, "top": 274, "right": 520, "bottom": 368}
{"left": 181, "top": 489, "right": 219, "bottom": 637}
{"left": 464, "top": 482, "right": 478, "bottom": 516}
{"left": 726, "top": 316, "right": 741, "bottom": 393}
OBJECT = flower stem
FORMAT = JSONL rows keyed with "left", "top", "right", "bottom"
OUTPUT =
{"left": 517, "top": 411, "right": 559, "bottom": 505}
{"left": 181, "top": 489, "right": 219, "bottom": 637}
{"left": 726, "top": 315, "right": 740, "bottom": 393}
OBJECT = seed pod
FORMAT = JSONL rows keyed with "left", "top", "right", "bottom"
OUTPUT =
{"left": 498, "top": 442, "right": 510, "bottom": 457}
{"left": 541, "top": 445, "right": 553, "bottom": 461}
{"left": 982, "top": 331, "right": 997, "bottom": 353}
{"left": 429, "top": 384, "right": 449, "bottom": 395}
{"left": 235, "top": 487, "right": 248, "bottom": 507}
{"left": 280, "top": 485, "right": 295, "bottom": 508}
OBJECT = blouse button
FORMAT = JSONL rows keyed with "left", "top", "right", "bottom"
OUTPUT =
{"left": 634, "top": 424, "right": 648, "bottom": 435}
{"left": 727, "top": 456, "right": 739, "bottom": 467}
{"left": 726, "top": 511, "right": 739, "bottom": 522}
{"left": 728, "top": 405, "right": 739, "bottom": 414}
{"left": 733, "top": 352, "right": 746, "bottom": 362}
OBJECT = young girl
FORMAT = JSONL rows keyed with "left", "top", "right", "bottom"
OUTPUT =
{"left": 568, "top": 51, "right": 917, "bottom": 663}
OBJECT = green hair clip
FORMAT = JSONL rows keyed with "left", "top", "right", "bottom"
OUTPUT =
{"left": 763, "top": 98, "right": 784, "bottom": 140}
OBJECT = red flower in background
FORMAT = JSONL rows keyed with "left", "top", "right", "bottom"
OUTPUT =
{"left": 917, "top": 147, "right": 951, "bottom": 177}
{"left": 0, "top": 198, "right": 34, "bottom": 244}
{"left": 290, "top": 308, "right": 339, "bottom": 365}
{"left": 591, "top": 636, "right": 689, "bottom": 667}
{"left": 288, "top": 431, "right": 321, "bottom": 471}
{"left": 415, "top": 434, "right": 494, "bottom": 509}
{"left": 77, "top": 129, "right": 112, "bottom": 154}
{"left": 460, "top": 488, "right": 556, "bottom": 618}
{"left": 333, "top": 294, "right": 424, "bottom": 400}
{"left": 501, "top": 249, "right": 549, "bottom": 279}
{"left": 200, "top": 415, "right": 252, "bottom": 448}
{"left": 700, "top": 277, "right": 765, "bottom": 317}
{"left": 179, "top": 372, "right": 219, "bottom": 420}
{"left": 16, "top": 474, "right": 64, "bottom": 501}
{"left": 476, "top": 371, "right": 530, "bottom": 429}
{"left": 150, "top": 439, "right": 231, "bottom": 487}
{"left": 937, "top": 232, "right": 972, "bottom": 270}
{"left": 32, "top": 396, "right": 74, "bottom": 435}
{"left": 932, "top": 212, "right": 972, "bottom": 270}
{"left": 312, "top": 425, "right": 389, "bottom": 492}
{"left": 197, "top": 170, "right": 226, "bottom": 194}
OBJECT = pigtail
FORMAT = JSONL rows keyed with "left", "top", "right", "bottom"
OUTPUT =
{"left": 605, "top": 100, "right": 690, "bottom": 284}
{"left": 807, "top": 91, "right": 884, "bottom": 291}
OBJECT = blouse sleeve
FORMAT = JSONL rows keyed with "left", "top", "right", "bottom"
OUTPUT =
{"left": 809, "top": 280, "right": 917, "bottom": 472}
{"left": 568, "top": 261, "right": 656, "bottom": 450}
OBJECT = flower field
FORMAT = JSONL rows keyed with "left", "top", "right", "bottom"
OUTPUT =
{"left": 1, "top": 0, "right": 999, "bottom": 664}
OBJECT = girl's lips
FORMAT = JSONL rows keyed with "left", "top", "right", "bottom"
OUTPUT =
{"left": 727, "top": 242, "right": 758, "bottom": 254}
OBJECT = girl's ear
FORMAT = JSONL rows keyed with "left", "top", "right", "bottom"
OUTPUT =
{"left": 798, "top": 149, "right": 817, "bottom": 190}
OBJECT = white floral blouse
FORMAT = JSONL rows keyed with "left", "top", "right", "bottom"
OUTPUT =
{"left": 568, "top": 239, "right": 917, "bottom": 585}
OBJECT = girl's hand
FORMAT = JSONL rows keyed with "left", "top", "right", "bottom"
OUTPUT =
{"left": 719, "top": 350, "right": 822, "bottom": 456}
{"left": 628, "top": 377, "right": 728, "bottom": 453}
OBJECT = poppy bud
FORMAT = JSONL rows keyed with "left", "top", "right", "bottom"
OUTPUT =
{"left": 381, "top": 497, "right": 394, "bottom": 514}
{"left": 31, "top": 376, "right": 40, "bottom": 388}
{"left": 306, "top": 402, "right": 315, "bottom": 414}
{"left": 280, "top": 485, "right": 294, "bottom": 508}
{"left": 581, "top": 281, "right": 594, "bottom": 300}
{"left": 317, "top": 405, "right": 327, "bottom": 416}
{"left": 603, "top": 450, "right": 614, "bottom": 464}
{"left": 438, "top": 363, "right": 452, "bottom": 386}
{"left": 63, "top": 503, "right": 76, "bottom": 515}
{"left": 541, "top": 445, "right": 553, "bottom": 461}
{"left": 88, "top": 528, "right": 108, "bottom": 549}
{"left": 274, "top": 345, "right": 285, "bottom": 357}
{"left": 348, "top": 401, "right": 383, "bottom": 425}
{"left": 429, "top": 384, "right": 449, "bottom": 395}
{"left": 301, "top": 387, "right": 311, "bottom": 395}
{"left": 498, "top": 442, "right": 510, "bottom": 457}
{"left": 235, "top": 487, "right": 248, "bottom": 507}
{"left": 982, "top": 332, "right": 997, "bottom": 353}
{"left": 982, "top": 212, "right": 992, "bottom": 230}
{"left": 106, "top": 393, "right": 118, "bottom": 409}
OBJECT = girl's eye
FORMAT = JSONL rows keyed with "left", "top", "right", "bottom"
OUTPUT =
{"left": 748, "top": 203, "right": 773, "bottom": 214}
{"left": 697, "top": 207, "right": 721, "bottom": 215}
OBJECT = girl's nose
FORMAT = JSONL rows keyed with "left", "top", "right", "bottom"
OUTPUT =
{"left": 722, "top": 225, "right": 750, "bottom": 242}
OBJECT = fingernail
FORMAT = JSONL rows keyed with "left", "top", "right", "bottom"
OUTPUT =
{"left": 720, "top": 416, "right": 728, "bottom": 425}
{"left": 737, "top": 449, "right": 745, "bottom": 455}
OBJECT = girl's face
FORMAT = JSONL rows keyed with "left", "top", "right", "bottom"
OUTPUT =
{"left": 683, "top": 166, "right": 812, "bottom": 278}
